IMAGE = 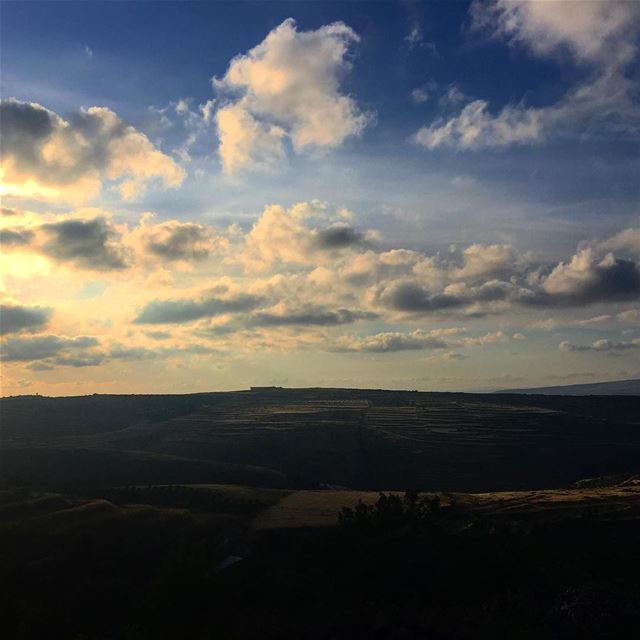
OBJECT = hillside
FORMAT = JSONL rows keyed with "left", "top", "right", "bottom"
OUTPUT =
{"left": 499, "top": 378, "right": 640, "bottom": 396}
{"left": 2, "top": 388, "right": 639, "bottom": 492}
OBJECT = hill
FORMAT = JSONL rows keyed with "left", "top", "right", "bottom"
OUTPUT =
{"left": 2, "top": 388, "right": 639, "bottom": 492}
{"left": 499, "top": 378, "right": 640, "bottom": 396}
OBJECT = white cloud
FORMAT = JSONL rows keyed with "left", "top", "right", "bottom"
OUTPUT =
{"left": 411, "top": 88, "right": 430, "bottom": 104}
{"left": 453, "top": 243, "right": 518, "bottom": 281}
{"left": 599, "top": 227, "right": 640, "bottom": 256}
{"left": 413, "top": 99, "right": 544, "bottom": 150}
{"left": 471, "top": 0, "right": 640, "bottom": 66}
{"left": 216, "top": 103, "right": 285, "bottom": 174}
{"left": 560, "top": 337, "right": 640, "bottom": 352}
{"left": 0, "top": 100, "right": 185, "bottom": 203}
{"left": 213, "top": 18, "right": 371, "bottom": 173}
{"left": 414, "top": 1, "right": 640, "bottom": 150}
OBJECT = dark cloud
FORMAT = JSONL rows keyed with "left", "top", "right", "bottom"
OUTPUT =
{"left": 26, "top": 361, "right": 55, "bottom": 371}
{"left": 0, "top": 228, "right": 34, "bottom": 247}
{"left": 108, "top": 344, "right": 218, "bottom": 360}
{"left": 249, "top": 308, "right": 377, "bottom": 327}
{"left": 0, "top": 99, "right": 183, "bottom": 195}
{"left": 0, "top": 332, "right": 218, "bottom": 367}
{"left": 526, "top": 256, "right": 640, "bottom": 307}
{"left": 134, "top": 293, "right": 265, "bottom": 324}
{"left": 0, "top": 303, "right": 52, "bottom": 335}
{"left": 381, "top": 254, "right": 639, "bottom": 316}
{"left": 144, "top": 331, "right": 172, "bottom": 340}
{"left": 0, "top": 335, "right": 98, "bottom": 362}
{"left": 40, "top": 217, "right": 129, "bottom": 270}
{"left": 0, "top": 100, "right": 56, "bottom": 172}
{"left": 52, "top": 354, "right": 106, "bottom": 367}
{"left": 382, "top": 282, "right": 467, "bottom": 313}
{"left": 144, "top": 223, "right": 214, "bottom": 261}
{"left": 313, "top": 224, "right": 368, "bottom": 250}
{"left": 1, "top": 206, "right": 21, "bottom": 216}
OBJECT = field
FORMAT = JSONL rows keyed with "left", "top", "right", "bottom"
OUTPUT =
{"left": 2, "top": 388, "right": 640, "bottom": 639}
{"left": 2, "top": 388, "right": 639, "bottom": 492}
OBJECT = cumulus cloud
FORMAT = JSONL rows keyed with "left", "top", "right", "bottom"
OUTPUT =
{"left": 414, "top": 1, "right": 640, "bottom": 150}
{"left": 534, "top": 249, "right": 640, "bottom": 306}
{"left": 0, "top": 99, "right": 185, "bottom": 202}
{"left": 136, "top": 217, "right": 226, "bottom": 262}
{"left": 599, "top": 227, "right": 640, "bottom": 256}
{"left": 0, "top": 303, "right": 52, "bottom": 335}
{"left": 333, "top": 329, "right": 451, "bottom": 353}
{"left": 0, "top": 227, "right": 34, "bottom": 246}
{"left": 214, "top": 19, "right": 371, "bottom": 173}
{"left": 0, "top": 335, "right": 99, "bottom": 362}
{"left": 40, "top": 217, "right": 130, "bottom": 270}
{"left": 1, "top": 213, "right": 231, "bottom": 271}
{"left": 238, "top": 201, "right": 371, "bottom": 271}
{"left": 332, "top": 327, "right": 511, "bottom": 353}
{"left": 378, "top": 279, "right": 512, "bottom": 314}
{"left": 249, "top": 307, "right": 376, "bottom": 328}
{"left": 458, "top": 330, "right": 510, "bottom": 347}
{"left": 471, "top": 0, "right": 640, "bottom": 66}
{"left": 134, "top": 291, "right": 265, "bottom": 324}
{"left": 0, "top": 332, "right": 218, "bottom": 368}
{"left": 215, "top": 103, "right": 285, "bottom": 174}
{"left": 560, "top": 338, "right": 640, "bottom": 353}
{"left": 312, "top": 223, "right": 371, "bottom": 250}
{"left": 453, "top": 243, "right": 518, "bottom": 281}
{"left": 413, "top": 99, "right": 545, "bottom": 150}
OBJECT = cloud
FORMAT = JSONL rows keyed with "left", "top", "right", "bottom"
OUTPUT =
{"left": 378, "top": 279, "right": 511, "bottom": 314}
{"left": 138, "top": 218, "right": 226, "bottom": 262}
{"left": 0, "top": 99, "right": 185, "bottom": 202}
{"left": 414, "top": 1, "right": 640, "bottom": 150}
{"left": 331, "top": 327, "right": 504, "bottom": 354}
{"left": 413, "top": 99, "right": 544, "bottom": 150}
{"left": 453, "top": 243, "right": 517, "bottom": 281}
{"left": 214, "top": 19, "right": 371, "bottom": 173}
{"left": 238, "top": 201, "right": 370, "bottom": 271}
{"left": 134, "top": 292, "right": 265, "bottom": 324}
{"left": 411, "top": 88, "right": 430, "bottom": 104}
{"left": 380, "top": 281, "right": 469, "bottom": 313}
{"left": 0, "top": 227, "right": 34, "bottom": 246}
{"left": 599, "top": 227, "right": 640, "bottom": 256}
{"left": 0, "top": 303, "right": 52, "bottom": 335}
{"left": 312, "top": 223, "right": 370, "bottom": 250}
{"left": 560, "top": 338, "right": 640, "bottom": 353}
{"left": 249, "top": 307, "right": 376, "bottom": 328}
{"left": 0, "top": 335, "right": 99, "bottom": 362}
{"left": 40, "top": 217, "right": 130, "bottom": 270}
{"left": 333, "top": 329, "right": 451, "bottom": 353}
{"left": 405, "top": 25, "right": 424, "bottom": 48}
{"left": 470, "top": 0, "right": 640, "bottom": 66}
{"left": 215, "top": 103, "right": 285, "bottom": 174}
{"left": 0, "top": 332, "right": 219, "bottom": 368}
{"left": 534, "top": 249, "right": 640, "bottom": 305}
{"left": 458, "top": 330, "right": 510, "bottom": 347}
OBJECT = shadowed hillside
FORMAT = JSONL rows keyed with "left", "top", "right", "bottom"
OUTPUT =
{"left": 2, "top": 388, "right": 639, "bottom": 492}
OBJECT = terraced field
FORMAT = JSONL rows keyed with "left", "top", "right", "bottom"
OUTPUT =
{"left": 2, "top": 388, "right": 639, "bottom": 492}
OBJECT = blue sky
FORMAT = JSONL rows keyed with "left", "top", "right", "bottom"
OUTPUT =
{"left": 1, "top": 1, "right": 639, "bottom": 395}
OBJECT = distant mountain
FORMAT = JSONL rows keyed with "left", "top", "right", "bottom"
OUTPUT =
{"left": 499, "top": 379, "right": 640, "bottom": 396}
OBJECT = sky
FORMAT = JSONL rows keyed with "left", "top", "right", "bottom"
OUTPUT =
{"left": 0, "top": 0, "right": 639, "bottom": 396}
